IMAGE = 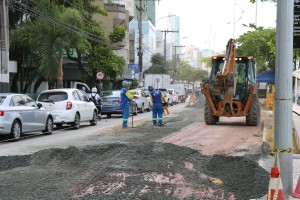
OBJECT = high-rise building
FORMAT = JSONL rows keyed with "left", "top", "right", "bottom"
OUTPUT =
{"left": 133, "top": 0, "right": 156, "bottom": 25}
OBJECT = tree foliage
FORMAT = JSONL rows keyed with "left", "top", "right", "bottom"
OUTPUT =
{"left": 236, "top": 25, "right": 276, "bottom": 73}
{"left": 9, "top": 0, "right": 126, "bottom": 92}
{"left": 144, "top": 53, "right": 166, "bottom": 74}
{"left": 178, "top": 61, "right": 208, "bottom": 84}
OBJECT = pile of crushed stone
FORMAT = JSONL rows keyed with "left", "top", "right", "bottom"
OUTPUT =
{"left": 0, "top": 142, "right": 269, "bottom": 200}
{"left": 206, "top": 155, "right": 269, "bottom": 200}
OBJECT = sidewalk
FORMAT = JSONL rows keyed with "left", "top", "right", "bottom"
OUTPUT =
{"left": 292, "top": 104, "right": 300, "bottom": 199}
{"left": 259, "top": 104, "right": 300, "bottom": 199}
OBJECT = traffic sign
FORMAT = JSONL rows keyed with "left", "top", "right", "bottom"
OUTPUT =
{"left": 96, "top": 71, "right": 105, "bottom": 80}
{"left": 155, "top": 78, "right": 160, "bottom": 83}
{"left": 294, "top": 2, "right": 300, "bottom": 49}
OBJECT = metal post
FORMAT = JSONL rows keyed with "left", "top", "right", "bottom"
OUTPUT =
{"left": 137, "top": 0, "right": 143, "bottom": 87}
{"left": 233, "top": 0, "right": 236, "bottom": 38}
{"left": 275, "top": 0, "right": 293, "bottom": 196}
{"left": 0, "top": 0, "right": 9, "bottom": 90}
{"left": 255, "top": 0, "right": 258, "bottom": 26}
{"left": 164, "top": 30, "right": 167, "bottom": 63}
{"left": 161, "top": 30, "right": 179, "bottom": 68}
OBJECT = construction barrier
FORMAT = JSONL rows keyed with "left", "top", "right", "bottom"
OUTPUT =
{"left": 293, "top": 175, "right": 300, "bottom": 198}
{"left": 267, "top": 154, "right": 285, "bottom": 200}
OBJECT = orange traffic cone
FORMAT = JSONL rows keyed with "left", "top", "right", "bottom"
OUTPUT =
{"left": 267, "top": 167, "right": 285, "bottom": 200}
{"left": 293, "top": 175, "right": 300, "bottom": 198}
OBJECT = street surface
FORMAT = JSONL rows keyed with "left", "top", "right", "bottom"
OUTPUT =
{"left": 0, "top": 99, "right": 270, "bottom": 200}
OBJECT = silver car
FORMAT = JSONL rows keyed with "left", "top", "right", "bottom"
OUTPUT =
{"left": 0, "top": 93, "right": 53, "bottom": 141}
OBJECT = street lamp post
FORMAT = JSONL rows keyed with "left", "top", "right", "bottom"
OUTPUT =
{"left": 142, "top": 15, "right": 175, "bottom": 36}
{"left": 229, "top": 0, "right": 244, "bottom": 38}
{"left": 137, "top": 12, "right": 174, "bottom": 87}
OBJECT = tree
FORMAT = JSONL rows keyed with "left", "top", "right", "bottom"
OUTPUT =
{"left": 200, "top": 57, "right": 213, "bottom": 69}
{"left": 9, "top": 0, "right": 126, "bottom": 91}
{"left": 178, "top": 61, "right": 208, "bottom": 84}
{"left": 144, "top": 53, "right": 166, "bottom": 74}
{"left": 10, "top": 0, "right": 87, "bottom": 89}
{"left": 236, "top": 25, "right": 276, "bottom": 73}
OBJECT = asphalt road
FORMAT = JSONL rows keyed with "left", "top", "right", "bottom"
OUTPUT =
{"left": 0, "top": 102, "right": 187, "bottom": 156}
{"left": 0, "top": 99, "right": 270, "bottom": 200}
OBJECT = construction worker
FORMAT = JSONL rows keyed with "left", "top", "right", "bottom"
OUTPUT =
{"left": 120, "top": 81, "right": 136, "bottom": 128}
{"left": 148, "top": 86, "right": 166, "bottom": 126}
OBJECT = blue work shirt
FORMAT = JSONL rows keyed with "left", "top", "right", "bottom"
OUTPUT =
{"left": 151, "top": 90, "right": 163, "bottom": 104}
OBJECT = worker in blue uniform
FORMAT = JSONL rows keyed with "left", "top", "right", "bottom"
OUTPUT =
{"left": 120, "top": 81, "right": 136, "bottom": 128}
{"left": 148, "top": 86, "right": 166, "bottom": 126}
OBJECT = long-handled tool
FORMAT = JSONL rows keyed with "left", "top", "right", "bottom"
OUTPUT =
{"left": 131, "top": 102, "right": 134, "bottom": 128}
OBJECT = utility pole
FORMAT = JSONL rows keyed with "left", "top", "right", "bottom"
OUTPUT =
{"left": 136, "top": 0, "right": 144, "bottom": 87}
{"left": 0, "top": 0, "right": 9, "bottom": 92}
{"left": 161, "top": 30, "right": 179, "bottom": 66}
{"left": 275, "top": 0, "right": 293, "bottom": 196}
{"left": 172, "top": 45, "right": 185, "bottom": 74}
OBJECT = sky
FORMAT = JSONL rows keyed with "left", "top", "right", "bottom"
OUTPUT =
{"left": 155, "top": 0, "right": 277, "bottom": 53}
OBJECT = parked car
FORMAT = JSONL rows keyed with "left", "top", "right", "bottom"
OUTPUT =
{"left": 101, "top": 90, "right": 138, "bottom": 118}
{"left": 132, "top": 89, "right": 151, "bottom": 113}
{"left": 143, "top": 90, "right": 152, "bottom": 109}
{"left": 36, "top": 88, "right": 98, "bottom": 129}
{"left": 0, "top": 93, "right": 53, "bottom": 140}
{"left": 167, "top": 89, "right": 179, "bottom": 104}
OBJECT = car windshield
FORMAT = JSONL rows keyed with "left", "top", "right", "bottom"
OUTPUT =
{"left": 0, "top": 96, "right": 6, "bottom": 105}
{"left": 38, "top": 92, "right": 68, "bottom": 102}
{"left": 102, "top": 91, "right": 120, "bottom": 98}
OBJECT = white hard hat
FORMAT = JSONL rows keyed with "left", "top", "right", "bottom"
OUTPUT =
{"left": 92, "top": 87, "right": 97, "bottom": 93}
{"left": 122, "top": 80, "right": 129, "bottom": 86}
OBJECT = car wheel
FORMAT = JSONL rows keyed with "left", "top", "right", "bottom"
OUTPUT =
{"left": 10, "top": 120, "right": 21, "bottom": 141}
{"left": 140, "top": 104, "right": 145, "bottom": 113}
{"left": 147, "top": 103, "right": 151, "bottom": 112}
{"left": 55, "top": 123, "right": 63, "bottom": 129}
{"left": 107, "top": 114, "right": 112, "bottom": 118}
{"left": 72, "top": 113, "right": 80, "bottom": 129}
{"left": 98, "top": 112, "right": 102, "bottom": 121}
{"left": 90, "top": 110, "right": 98, "bottom": 126}
{"left": 43, "top": 116, "right": 53, "bottom": 135}
{"left": 133, "top": 105, "right": 138, "bottom": 115}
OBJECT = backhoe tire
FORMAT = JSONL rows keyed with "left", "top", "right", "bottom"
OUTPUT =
{"left": 246, "top": 94, "right": 261, "bottom": 126}
{"left": 204, "top": 100, "right": 218, "bottom": 125}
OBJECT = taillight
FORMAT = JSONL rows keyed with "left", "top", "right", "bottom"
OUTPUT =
{"left": 0, "top": 110, "right": 4, "bottom": 116}
{"left": 66, "top": 101, "right": 72, "bottom": 110}
{"left": 113, "top": 98, "right": 121, "bottom": 103}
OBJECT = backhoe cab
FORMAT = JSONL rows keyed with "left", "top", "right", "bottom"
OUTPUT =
{"left": 201, "top": 39, "right": 261, "bottom": 126}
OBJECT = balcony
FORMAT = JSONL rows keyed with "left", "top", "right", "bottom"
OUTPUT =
{"left": 104, "top": 2, "right": 126, "bottom": 13}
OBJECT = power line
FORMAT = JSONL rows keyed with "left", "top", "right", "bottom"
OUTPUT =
{"left": 11, "top": 1, "right": 104, "bottom": 44}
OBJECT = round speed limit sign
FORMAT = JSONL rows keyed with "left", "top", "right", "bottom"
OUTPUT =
{"left": 96, "top": 71, "right": 105, "bottom": 80}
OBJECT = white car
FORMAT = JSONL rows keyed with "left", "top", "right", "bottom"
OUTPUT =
{"left": 159, "top": 89, "right": 173, "bottom": 106}
{"left": 167, "top": 89, "right": 179, "bottom": 104}
{"left": 0, "top": 93, "right": 53, "bottom": 140}
{"left": 132, "top": 89, "right": 151, "bottom": 113}
{"left": 36, "top": 88, "right": 98, "bottom": 129}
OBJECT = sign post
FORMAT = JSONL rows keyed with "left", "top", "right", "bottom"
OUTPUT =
{"left": 155, "top": 78, "right": 160, "bottom": 89}
{"left": 96, "top": 70, "right": 105, "bottom": 92}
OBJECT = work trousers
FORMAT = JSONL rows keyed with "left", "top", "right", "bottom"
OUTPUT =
{"left": 152, "top": 103, "right": 164, "bottom": 125}
{"left": 122, "top": 103, "right": 130, "bottom": 127}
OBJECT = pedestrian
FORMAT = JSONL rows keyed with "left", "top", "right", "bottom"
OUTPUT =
{"left": 89, "top": 87, "right": 102, "bottom": 119}
{"left": 120, "top": 81, "right": 136, "bottom": 128}
{"left": 148, "top": 86, "right": 166, "bottom": 126}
